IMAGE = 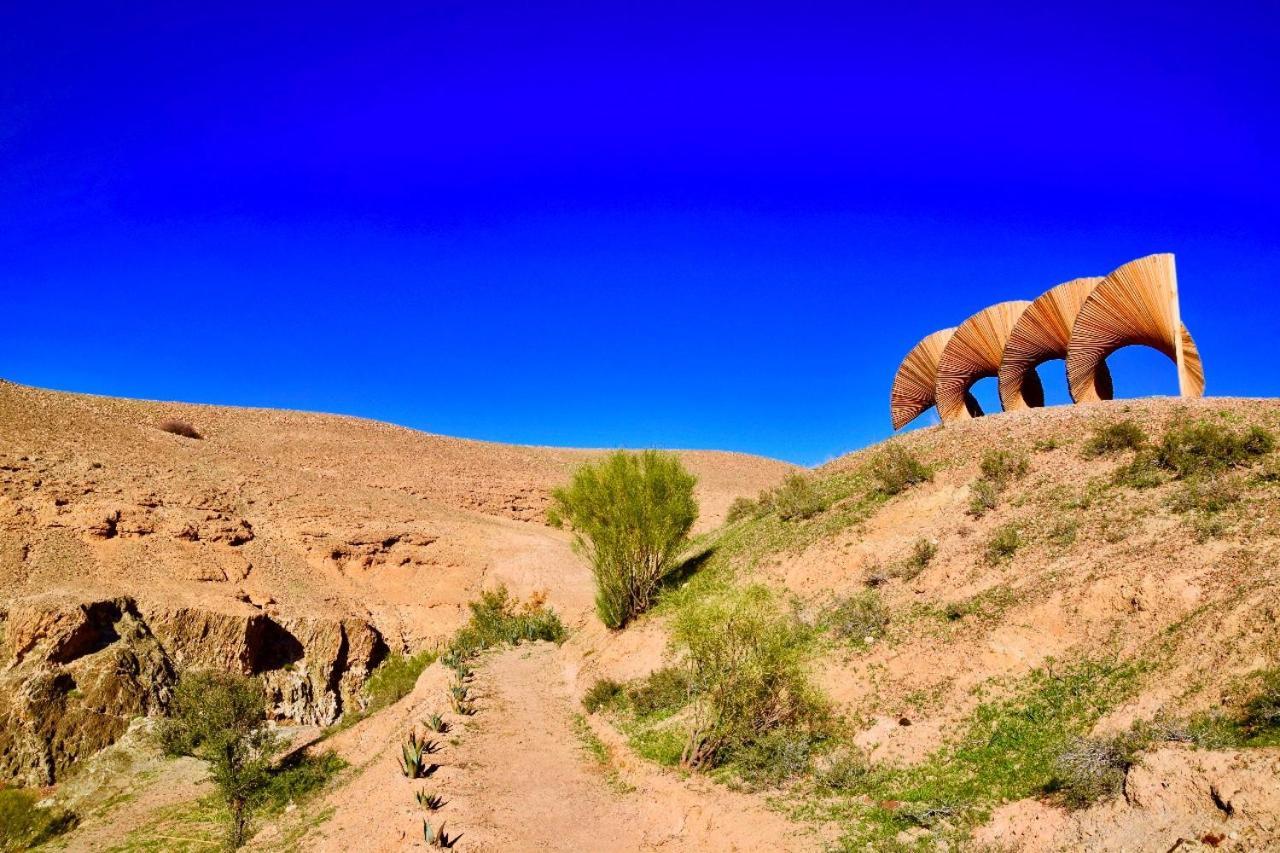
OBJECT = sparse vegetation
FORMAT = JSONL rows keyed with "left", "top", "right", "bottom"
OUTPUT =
{"left": 1153, "top": 421, "right": 1274, "bottom": 478}
{"left": 583, "top": 678, "right": 625, "bottom": 713}
{"left": 983, "top": 522, "right": 1021, "bottom": 563}
{"left": 821, "top": 590, "right": 888, "bottom": 645}
{"left": 770, "top": 473, "right": 828, "bottom": 521}
{"left": 1082, "top": 420, "right": 1147, "bottom": 457}
{"left": 549, "top": 450, "right": 698, "bottom": 628}
{"left": 979, "top": 448, "right": 1029, "bottom": 487}
{"left": 628, "top": 666, "right": 691, "bottom": 716}
{"left": 0, "top": 789, "right": 77, "bottom": 852}
{"left": 725, "top": 495, "right": 758, "bottom": 524}
{"left": 869, "top": 445, "right": 932, "bottom": 496}
{"left": 158, "top": 418, "right": 203, "bottom": 439}
{"left": 157, "top": 670, "right": 281, "bottom": 848}
{"left": 1049, "top": 732, "right": 1141, "bottom": 808}
{"left": 901, "top": 538, "right": 937, "bottom": 578}
{"left": 967, "top": 478, "right": 998, "bottom": 517}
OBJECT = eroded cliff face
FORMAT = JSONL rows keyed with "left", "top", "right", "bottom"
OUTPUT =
{"left": 0, "top": 594, "right": 387, "bottom": 784}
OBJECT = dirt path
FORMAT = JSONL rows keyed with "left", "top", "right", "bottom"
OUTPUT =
{"left": 300, "top": 642, "right": 813, "bottom": 851}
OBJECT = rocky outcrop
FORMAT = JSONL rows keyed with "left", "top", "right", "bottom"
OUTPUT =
{"left": 0, "top": 595, "right": 387, "bottom": 784}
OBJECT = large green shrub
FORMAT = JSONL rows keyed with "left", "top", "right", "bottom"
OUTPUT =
{"left": 157, "top": 670, "right": 280, "bottom": 848}
{"left": 550, "top": 450, "right": 698, "bottom": 628}
{"left": 673, "top": 585, "right": 829, "bottom": 771}
{"left": 770, "top": 473, "right": 828, "bottom": 521}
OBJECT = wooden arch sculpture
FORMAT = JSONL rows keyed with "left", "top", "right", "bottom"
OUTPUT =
{"left": 1066, "top": 254, "right": 1205, "bottom": 403}
{"left": 934, "top": 301, "right": 1032, "bottom": 422}
{"left": 890, "top": 328, "right": 955, "bottom": 430}
{"left": 997, "top": 277, "right": 1106, "bottom": 412}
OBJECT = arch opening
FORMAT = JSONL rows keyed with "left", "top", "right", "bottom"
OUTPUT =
{"left": 1099, "top": 344, "right": 1182, "bottom": 398}
{"left": 967, "top": 376, "right": 1002, "bottom": 417}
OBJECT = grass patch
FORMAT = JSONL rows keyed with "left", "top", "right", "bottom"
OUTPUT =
{"left": 582, "top": 678, "right": 625, "bottom": 714}
{"left": 325, "top": 648, "right": 438, "bottom": 736}
{"left": 983, "top": 522, "right": 1021, "bottom": 564}
{"left": 572, "top": 714, "right": 633, "bottom": 792}
{"left": 821, "top": 590, "right": 889, "bottom": 646}
{"left": 803, "top": 659, "right": 1144, "bottom": 847}
{"left": 0, "top": 788, "right": 77, "bottom": 851}
{"left": 1082, "top": 420, "right": 1146, "bottom": 457}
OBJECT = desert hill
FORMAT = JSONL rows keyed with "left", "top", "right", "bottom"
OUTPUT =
{"left": 0, "top": 380, "right": 794, "bottom": 784}
{"left": 4, "top": 383, "right": 1280, "bottom": 851}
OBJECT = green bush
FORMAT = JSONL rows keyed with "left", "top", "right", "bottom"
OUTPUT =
{"left": 448, "top": 586, "right": 566, "bottom": 660}
{"left": 1154, "top": 422, "right": 1275, "bottom": 478}
{"left": 1111, "top": 451, "right": 1166, "bottom": 489}
{"left": 582, "top": 678, "right": 625, "bottom": 714}
{"left": 673, "top": 585, "right": 829, "bottom": 770}
{"left": 814, "top": 747, "right": 870, "bottom": 792}
{"left": 1169, "top": 475, "right": 1242, "bottom": 515}
{"left": 1082, "top": 420, "right": 1147, "bottom": 457}
{"left": 979, "top": 449, "right": 1029, "bottom": 487}
{"left": 967, "top": 479, "right": 999, "bottom": 517}
{"left": 0, "top": 789, "right": 77, "bottom": 852}
{"left": 550, "top": 450, "right": 698, "bottom": 629}
{"left": 628, "top": 666, "right": 692, "bottom": 717}
{"left": 725, "top": 496, "right": 758, "bottom": 524}
{"left": 259, "top": 751, "right": 346, "bottom": 812}
{"left": 984, "top": 523, "right": 1021, "bottom": 564}
{"left": 157, "top": 670, "right": 280, "bottom": 848}
{"left": 822, "top": 591, "right": 888, "bottom": 643}
{"left": 771, "top": 473, "right": 828, "bottom": 521}
{"left": 1241, "top": 667, "right": 1280, "bottom": 736}
{"left": 1050, "top": 733, "right": 1142, "bottom": 809}
{"left": 870, "top": 445, "right": 932, "bottom": 496}
{"left": 733, "top": 727, "right": 820, "bottom": 788}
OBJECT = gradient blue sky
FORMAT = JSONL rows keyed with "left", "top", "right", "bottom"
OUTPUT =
{"left": 3, "top": 2, "right": 1278, "bottom": 464}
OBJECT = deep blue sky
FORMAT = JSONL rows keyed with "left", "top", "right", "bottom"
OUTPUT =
{"left": 3, "top": 3, "right": 1278, "bottom": 464}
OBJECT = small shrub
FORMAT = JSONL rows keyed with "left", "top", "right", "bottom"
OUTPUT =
{"left": 823, "top": 591, "right": 888, "bottom": 643}
{"left": 674, "top": 585, "right": 829, "bottom": 770}
{"left": 1112, "top": 451, "right": 1166, "bottom": 489}
{"left": 979, "top": 449, "right": 1029, "bottom": 487}
{"left": 814, "top": 747, "right": 870, "bottom": 792}
{"left": 1169, "top": 475, "right": 1242, "bottom": 515}
{"left": 447, "top": 585, "right": 566, "bottom": 661}
{"left": 1241, "top": 668, "right": 1280, "bottom": 736}
{"left": 0, "top": 789, "right": 77, "bottom": 852}
{"left": 259, "top": 751, "right": 346, "bottom": 811}
{"left": 983, "top": 523, "right": 1021, "bottom": 564}
{"left": 1033, "top": 438, "right": 1060, "bottom": 452}
{"left": 1154, "top": 422, "right": 1275, "bottom": 478}
{"left": 862, "top": 560, "right": 889, "bottom": 588}
{"left": 158, "top": 418, "right": 203, "bottom": 439}
{"left": 904, "top": 538, "right": 937, "bottom": 575}
{"left": 628, "top": 666, "right": 692, "bottom": 717}
{"left": 967, "top": 479, "right": 998, "bottom": 517}
{"left": 771, "top": 473, "right": 827, "bottom": 521}
{"left": 870, "top": 445, "right": 932, "bottom": 496}
{"left": 583, "top": 678, "right": 625, "bottom": 713}
{"left": 733, "top": 727, "right": 820, "bottom": 788}
{"left": 1050, "top": 733, "right": 1142, "bottom": 808}
{"left": 1082, "top": 420, "right": 1147, "bottom": 458}
{"left": 725, "top": 496, "right": 758, "bottom": 524}
{"left": 550, "top": 450, "right": 698, "bottom": 629}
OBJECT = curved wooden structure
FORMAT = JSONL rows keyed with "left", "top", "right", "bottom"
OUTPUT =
{"left": 1067, "top": 254, "right": 1205, "bottom": 403}
{"left": 934, "top": 301, "right": 1032, "bottom": 422}
{"left": 890, "top": 328, "right": 955, "bottom": 430}
{"left": 998, "top": 277, "right": 1106, "bottom": 411}
{"left": 889, "top": 253, "right": 1205, "bottom": 429}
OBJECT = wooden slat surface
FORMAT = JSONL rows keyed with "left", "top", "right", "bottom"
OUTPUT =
{"left": 934, "top": 301, "right": 1031, "bottom": 422}
{"left": 998, "top": 277, "right": 1102, "bottom": 411}
{"left": 890, "top": 328, "right": 956, "bottom": 429}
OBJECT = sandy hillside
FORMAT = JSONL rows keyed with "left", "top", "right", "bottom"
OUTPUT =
{"left": 5, "top": 384, "right": 1280, "bottom": 852}
{"left": 0, "top": 380, "right": 793, "bottom": 784}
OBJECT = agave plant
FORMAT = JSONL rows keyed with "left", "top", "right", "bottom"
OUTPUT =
{"left": 424, "top": 712, "right": 448, "bottom": 733}
{"left": 416, "top": 788, "right": 445, "bottom": 811}
{"left": 423, "top": 819, "right": 453, "bottom": 848}
{"left": 400, "top": 731, "right": 429, "bottom": 778}
{"left": 449, "top": 684, "right": 468, "bottom": 702}
{"left": 440, "top": 649, "right": 462, "bottom": 670}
